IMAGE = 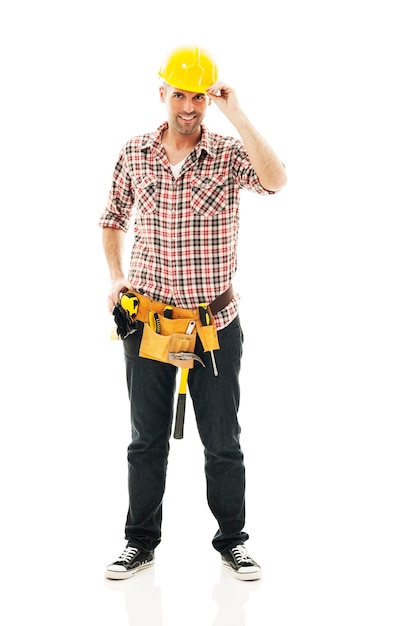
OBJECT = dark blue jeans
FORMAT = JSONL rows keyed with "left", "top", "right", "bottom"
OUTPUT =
{"left": 122, "top": 315, "right": 249, "bottom": 554}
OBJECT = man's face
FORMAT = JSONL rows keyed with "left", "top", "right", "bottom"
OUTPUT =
{"left": 160, "top": 83, "right": 210, "bottom": 136}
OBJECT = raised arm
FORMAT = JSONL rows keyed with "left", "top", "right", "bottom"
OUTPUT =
{"left": 207, "top": 81, "right": 287, "bottom": 192}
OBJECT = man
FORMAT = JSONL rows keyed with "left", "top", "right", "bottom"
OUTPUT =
{"left": 99, "top": 45, "right": 287, "bottom": 581}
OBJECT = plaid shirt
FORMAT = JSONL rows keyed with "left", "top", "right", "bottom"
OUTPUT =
{"left": 99, "top": 122, "right": 277, "bottom": 329}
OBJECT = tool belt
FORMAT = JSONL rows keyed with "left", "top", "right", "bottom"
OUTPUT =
{"left": 111, "top": 286, "right": 234, "bottom": 367}
{"left": 112, "top": 286, "right": 233, "bottom": 440}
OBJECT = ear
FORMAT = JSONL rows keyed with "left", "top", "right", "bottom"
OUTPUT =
{"left": 159, "top": 85, "right": 165, "bottom": 103}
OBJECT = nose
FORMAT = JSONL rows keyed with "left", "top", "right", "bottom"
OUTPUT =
{"left": 183, "top": 98, "right": 195, "bottom": 113}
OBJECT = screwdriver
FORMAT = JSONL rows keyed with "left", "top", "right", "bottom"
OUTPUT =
{"left": 199, "top": 303, "right": 218, "bottom": 376}
{"left": 148, "top": 311, "right": 160, "bottom": 333}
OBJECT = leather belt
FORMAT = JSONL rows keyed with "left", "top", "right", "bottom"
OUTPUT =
{"left": 209, "top": 285, "right": 234, "bottom": 315}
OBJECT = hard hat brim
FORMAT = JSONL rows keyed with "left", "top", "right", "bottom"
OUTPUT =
{"left": 158, "top": 45, "right": 218, "bottom": 94}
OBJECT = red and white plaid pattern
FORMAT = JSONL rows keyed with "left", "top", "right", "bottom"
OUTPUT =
{"left": 99, "top": 122, "right": 276, "bottom": 329}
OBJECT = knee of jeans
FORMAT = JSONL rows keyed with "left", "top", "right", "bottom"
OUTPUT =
{"left": 128, "top": 427, "right": 171, "bottom": 454}
{"left": 204, "top": 444, "right": 244, "bottom": 464}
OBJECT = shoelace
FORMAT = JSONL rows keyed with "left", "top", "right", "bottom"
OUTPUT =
{"left": 231, "top": 545, "right": 254, "bottom": 565}
{"left": 117, "top": 546, "right": 138, "bottom": 564}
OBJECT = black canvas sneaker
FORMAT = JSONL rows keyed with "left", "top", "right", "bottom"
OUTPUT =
{"left": 221, "top": 544, "right": 262, "bottom": 581}
{"left": 105, "top": 546, "right": 155, "bottom": 580}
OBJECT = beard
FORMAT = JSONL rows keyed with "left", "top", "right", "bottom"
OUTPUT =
{"left": 173, "top": 114, "right": 202, "bottom": 135}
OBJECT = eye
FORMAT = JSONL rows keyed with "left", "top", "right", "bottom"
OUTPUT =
{"left": 194, "top": 94, "right": 205, "bottom": 101}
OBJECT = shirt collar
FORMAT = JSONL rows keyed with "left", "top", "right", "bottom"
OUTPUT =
{"left": 144, "top": 122, "right": 215, "bottom": 159}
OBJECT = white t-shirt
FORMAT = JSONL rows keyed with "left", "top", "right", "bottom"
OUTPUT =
{"left": 170, "top": 156, "right": 187, "bottom": 179}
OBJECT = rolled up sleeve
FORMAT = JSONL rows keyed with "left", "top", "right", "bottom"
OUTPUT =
{"left": 98, "top": 147, "right": 134, "bottom": 231}
{"left": 233, "top": 143, "right": 280, "bottom": 196}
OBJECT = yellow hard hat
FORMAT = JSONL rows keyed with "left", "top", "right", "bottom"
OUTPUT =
{"left": 158, "top": 45, "right": 218, "bottom": 93}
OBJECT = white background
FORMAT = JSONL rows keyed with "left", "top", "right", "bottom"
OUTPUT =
{"left": 1, "top": 1, "right": 416, "bottom": 624}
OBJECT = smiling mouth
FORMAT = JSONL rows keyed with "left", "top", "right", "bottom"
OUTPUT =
{"left": 179, "top": 115, "right": 197, "bottom": 122}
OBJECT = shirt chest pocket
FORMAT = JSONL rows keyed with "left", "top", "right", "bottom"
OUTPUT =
{"left": 133, "top": 176, "right": 158, "bottom": 214}
{"left": 191, "top": 175, "right": 226, "bottom": 217}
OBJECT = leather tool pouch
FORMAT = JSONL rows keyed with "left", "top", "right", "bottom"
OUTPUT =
{"left": 139, "top": 314, "right": 198, "bottom": 368}
{"left": 113, "top": 291, "right": 221, "bottom": 366}
{"left": 197, "top": 324, "right": 220, "bottom": 353}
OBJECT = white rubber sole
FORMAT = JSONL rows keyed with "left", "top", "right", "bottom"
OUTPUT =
{"left": 105, "top": 559, "right": 154, "bottom": 580}
{"left": 222, "top": 560, "right": 262, "bottom": 581}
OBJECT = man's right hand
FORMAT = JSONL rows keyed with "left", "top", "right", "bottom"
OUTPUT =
{"left": 107, "top": 278, "right": 133, "bottom": 313}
